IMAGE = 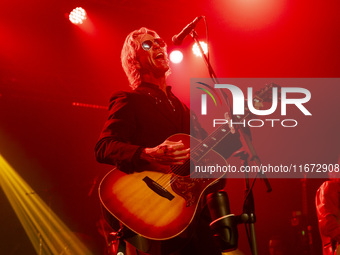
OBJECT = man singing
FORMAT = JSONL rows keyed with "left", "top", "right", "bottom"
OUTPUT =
{"left": 95, "top": 27, "right": 241, "bottom": 255}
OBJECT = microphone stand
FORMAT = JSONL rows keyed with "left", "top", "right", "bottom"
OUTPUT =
{"left": 189, "top": 29, "right": 272, "bottom": 255}
{"left": 237, "top": 151, "right": 258, "bottom": 255}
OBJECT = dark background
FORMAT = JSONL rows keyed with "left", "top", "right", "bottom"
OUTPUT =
{"left": 0, "top": 0, "right": 339, "bottom": 254}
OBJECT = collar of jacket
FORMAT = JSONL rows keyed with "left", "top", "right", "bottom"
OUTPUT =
{"left": 136, "top": 82, "right": 173, "bottom": 96}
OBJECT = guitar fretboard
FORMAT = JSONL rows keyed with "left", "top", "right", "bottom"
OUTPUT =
{"left": 191, "top": 122, "right": 233, "bottom": 162}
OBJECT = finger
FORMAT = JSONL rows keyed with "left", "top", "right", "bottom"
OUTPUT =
{"left": 158, "top": 141, "right": 184, "bottom": 151}
{"left": 155, "top": 152, "right": 189, "bottom": 161}
{"left": 159, "top": 150, "right": 189, "bottom": 161}
{"left": 156, "top": 146, "right": 187, "bottom": 157}
{"left": 164, "top": 140, "right": 186, "bottom": 147}
{"left": 168, "top": 154, "right": 190, "bottom": 160}
{"left": 170, "top": 154, "right": 189, "bottom": 160}
{"left": 168, "top": 143, "right": 186, "bottom": 151}
{"left": 170, "top": 148, "right": 190, "bottom": 156}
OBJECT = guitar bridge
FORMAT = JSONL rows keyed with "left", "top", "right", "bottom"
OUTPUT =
{"left": 143, "top": 176, "right": 175, "bottom": 201}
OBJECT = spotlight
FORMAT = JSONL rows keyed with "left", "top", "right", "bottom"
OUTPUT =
{"left": 192, "top": 41, "right": 208, "bottom": 57}
{"left": 69, "top": 7, "right": 87, "bottom": 25}
{"left": 169, "top": 50, "right": 183, "bottom": 64}
{"left": 0, "top": 155, "right": 91, "bottom": 254}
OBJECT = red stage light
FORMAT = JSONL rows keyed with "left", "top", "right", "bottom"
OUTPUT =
{"left": 215, "top": 0, "right": 286, "bottom": 29}
{"left": 192, "top": 41, "right": 208, "bottom": 57}
{"left": 69, "top": 7, "right": 87, "bottom": 25}
{"left": 169, "top": 50, "right": 183, "bottom": 64}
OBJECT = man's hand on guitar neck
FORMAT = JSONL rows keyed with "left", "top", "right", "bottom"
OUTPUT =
{"left": 140, "top": 139, "right": 190, "bottom": 166}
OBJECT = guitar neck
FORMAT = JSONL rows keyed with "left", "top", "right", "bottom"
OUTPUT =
{"left": 191, "top": 112, "right": 251, "bottom": 162}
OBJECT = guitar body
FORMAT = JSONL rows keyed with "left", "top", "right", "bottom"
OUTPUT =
{"left": 98, "top": 133, "right": 227, "bottom": 241}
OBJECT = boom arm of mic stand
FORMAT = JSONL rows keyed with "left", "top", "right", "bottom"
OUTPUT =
{"left": 190, "top": 30, "right": 217, "bottom": 82}
{"left": 190, "top": 30, "right": 233, "bottom": 113}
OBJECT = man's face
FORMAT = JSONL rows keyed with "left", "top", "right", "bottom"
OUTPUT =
{"left": 136, "top": 33, "right": 169, "bottom": 76}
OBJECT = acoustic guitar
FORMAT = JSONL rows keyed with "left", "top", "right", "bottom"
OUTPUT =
{"left": 99, "top": 84, "right": 276, "bottom": 241}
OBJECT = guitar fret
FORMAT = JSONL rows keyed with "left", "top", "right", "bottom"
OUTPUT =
{"left": 192, "top": 123, "right": 233, "bottom": 161}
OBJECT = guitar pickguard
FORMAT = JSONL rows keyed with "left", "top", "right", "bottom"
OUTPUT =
{"left": 171, "top": 176, "right": 209, "bottom": 207}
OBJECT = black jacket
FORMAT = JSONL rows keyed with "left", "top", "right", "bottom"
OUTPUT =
{"left": 95, "top": 82, "right": 207, "bottom": 173}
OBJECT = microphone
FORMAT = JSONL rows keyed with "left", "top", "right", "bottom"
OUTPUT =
{"left": 172, "top": 16, "right": 203, "bottom": 45}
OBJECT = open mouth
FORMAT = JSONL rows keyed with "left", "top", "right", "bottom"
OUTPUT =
{"left": 155, "top": 52, "right": 165, "bottom": 60}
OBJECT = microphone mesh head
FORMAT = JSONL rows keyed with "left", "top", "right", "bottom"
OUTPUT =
{"left": 172, "top": 35, "right": 182, "bottom": 46}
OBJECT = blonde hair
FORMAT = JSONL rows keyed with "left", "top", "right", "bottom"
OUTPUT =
{"left": 121, "top": 27, "right": 170, "bottom": 90}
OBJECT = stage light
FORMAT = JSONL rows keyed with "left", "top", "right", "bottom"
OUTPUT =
{"left": 192, "top": 41, "right": 208, "bottom": 57}
{"left": 69, "top": 7, "right": 87, "bottom": 25}
{"left": 0, "top": 155, "right": 91, "bottom": 254}
{"left": 214, "top": 0, "right": 286, "bottom": 29}
{"left": 169, "top": 50, "right": 183, "bottom": 64}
